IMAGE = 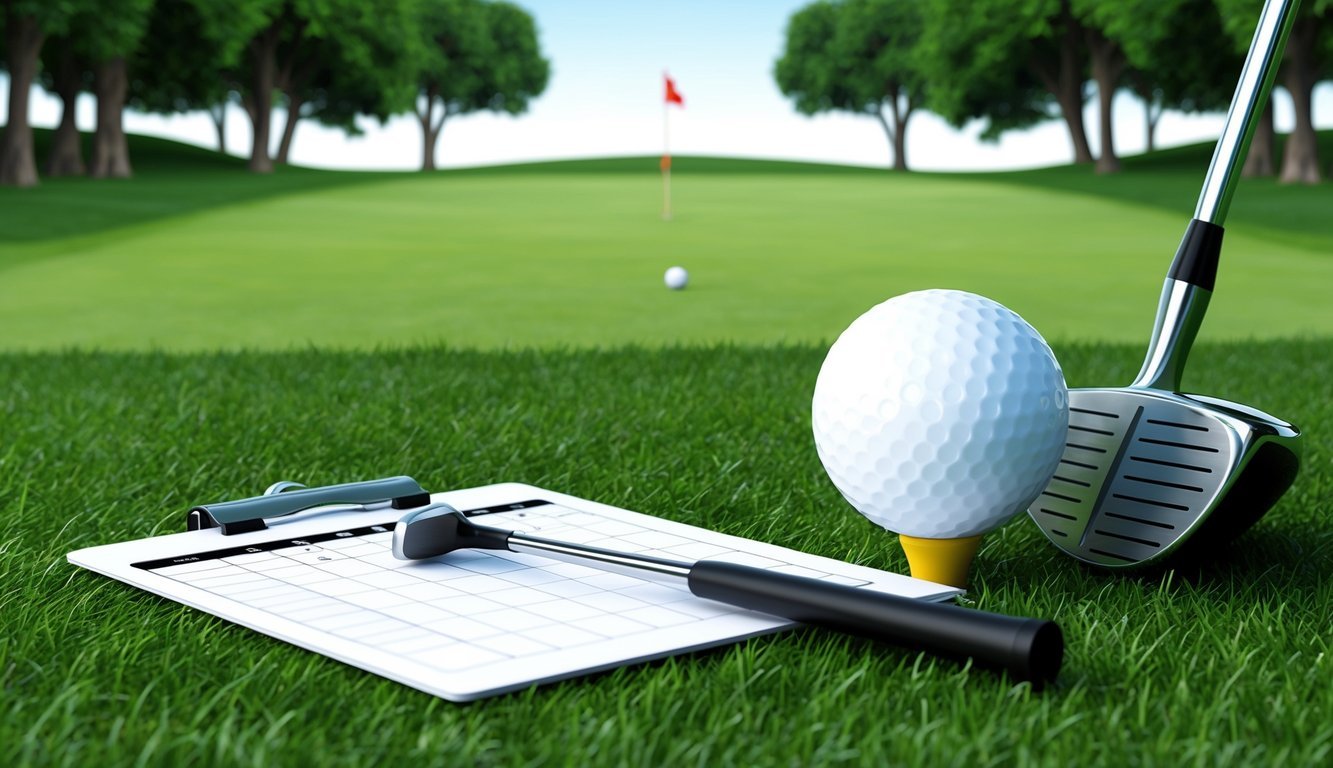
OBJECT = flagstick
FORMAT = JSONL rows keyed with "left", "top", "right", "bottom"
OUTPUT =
{"left": 663, "top": 167, "right": 671, "bottom": 220}
{"left": 662, "top": 97, "right": 672, "bottom": 220}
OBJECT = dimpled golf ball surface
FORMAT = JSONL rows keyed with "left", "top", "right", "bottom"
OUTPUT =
{"left": 812, "top": 289, "right": 1068, "bottom": 539}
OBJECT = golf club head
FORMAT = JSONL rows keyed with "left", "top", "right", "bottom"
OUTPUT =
{"left": 391, "top": 503, "right": 510, "bottom": 560}
{"left": 1027, "top": 387, "right": 1300, "bottom": 569}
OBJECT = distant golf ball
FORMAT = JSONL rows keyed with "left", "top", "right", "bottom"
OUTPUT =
{"left": 811, "top": 289, "right": 1068, "bottom": 539}
{"left": 664, "top": 266, "right": 689, "bottom": 290}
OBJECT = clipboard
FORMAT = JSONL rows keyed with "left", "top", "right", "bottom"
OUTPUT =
{"left": 68, "top": 478, "right": 960, "bottom": 701}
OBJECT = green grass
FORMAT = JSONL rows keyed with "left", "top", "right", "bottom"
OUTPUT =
{"left": 1, "top": 131, "right": 1331, "bottom": 351}
{"left": 2, "top": 131, "right": 1330, "bottom": 764}
{"left": 0, "top": 131, "right": 378, "bottom": 248}
{"left": 988, "top": 131, "right": 1333, "bottom": 254}
{"left": 2, "top": 342, "right": 1329, "bottom": 766}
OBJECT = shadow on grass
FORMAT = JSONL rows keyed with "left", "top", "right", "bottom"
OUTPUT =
{"left": 1028, "top": 521, "right": 1331, "bottom": 604}
{"left": 0, "top": 130, "right": 402, "bottom": 248}
{"left": 1163, "top": 523, "right": 1331, "bottom": 590}
{"left": 966, "top": 131, "right": 1333, "bottom": 254}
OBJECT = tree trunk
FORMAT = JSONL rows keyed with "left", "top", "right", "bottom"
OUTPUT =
{"left": 875, "top": 91, "right": 912, "bottom": 172}
{"left": 46, "top": 46, "right": 86, "bottom": 177}
{"left": 89, "top": 57, "right": 132, "bottom": 179}
{"left": 210, "top": 100, "right": 227, "bottom": 154}
{"left": 417, "top": 90, "right": 446, "bottom": 171}
{"left": 1146, "top": 104, "right": 1160, "bottom": 154}
{"left": 1029, "top": 8, "right": 1093, "bottom": 165}
{"left": 0, "top": 13, "right": 45, "bottom": 188}
{"left": 422, "top": 119, "right": 443, "bottom": 171}
{"left": 892, "top": 105, "right": 910, "bottom": 172}
{"left": 273, "top": 31, "right": 319, "bottom": 167}
{"left": 1087, "top": 29, "right": 1123, "bottom": 174}
{"left": 247, "top": 23, "right": 281, "bottom": 173}
{"left": 1277, "top": 17, "right": 1320, "bottom": 185}
{"left": 1131, "top": 78, "right": 1160, "bottom": 154}
{"left": 275, "top": 90, "right": 303, "bottom": 164}
{"left": 1243, "top": 99, "right": 1275, "bottom": 178}
{"left": 869, "top": 94, "right": 911, "bottom": 170}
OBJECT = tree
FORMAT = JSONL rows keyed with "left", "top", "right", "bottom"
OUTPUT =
{"left": 1072, "top": 0, "right": 1132, "bottom": 173}
{"left": 1273, "top": 1, "right": 1331, "bottom": 184}
{"left": 270, "top": 26, "right": 330, "bottom": 165}
{"left": 916, "top": 0, "right": 1060, "bottom": 154}
{"left": 79, "top": 0, "right": 156, "bottom": 178}
{"left": 273, "top": 57, "right": 415, "bottom": 165}
{"left": 190, "top": 0, "right": 306, "bottom": 173}
{"left": 35, "top": 1, "right": 159, "bottom": 179}
{"left": 1072, "top": 0, "right": 1194, "bottom": 173}
{"left": 1216, "top": 0, "right": 1277, "bottom": 177}
{"left": 269, "top": 0, "right": 419, "bottom": 165}
{"left": 919, "top": 0, "right": 1094, "bottom": 164}
{"left": 192, "top": 0, "right": 431, "bottom": 173}
{"left": 1, "top": 1, "right": 76, "bottom": 187}
{"left": 1125, "top": 0, "right": 1239, "bottom": 156}
{"left": 38, "top": 34, "right": 89, "bottom": 176}
{"left": 130, "top": 0, "right": 235, "bottom": 154}
{"left": 1220, "top": 0, "right": 1331, "bottom": 183}
{"left": 1018, "top": 0, "right": 1096, "bottom": 164}
{"left": 775, "top": 3, "right": 846, "bottom": 135}
{"left": 775, "top": 0, "right": 925, "bottom": 171}
{"left": 413, "top": 0, "right": 549, "bottom": 171}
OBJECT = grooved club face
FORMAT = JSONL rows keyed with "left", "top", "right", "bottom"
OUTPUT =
{"left": 1028, "top": 388, "right": 1300, "bottom": 568}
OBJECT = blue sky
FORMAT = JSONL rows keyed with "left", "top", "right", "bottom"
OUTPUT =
{"left": 3, "top": 0, "right": 1330, "bottom": 171}
{"left": 530, "top": 0, "right": 797, "bottom": 114}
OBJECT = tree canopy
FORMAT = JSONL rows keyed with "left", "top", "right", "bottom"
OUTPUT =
{"left": 1127, "top": 0, "right": 1240, "bottom": 153}
{"left": 6, "top": 0, "right": 1333, "bottom": 188}
{"left": 775, "top": 0, "right": 924, "bottom": 171}
{"left": 906, "top": 0, "right": 1315, "bottom": 177}
{"left": 914, "top": 0, "right": 1055, "bottom": 146}
{"left": 130, "top": 0, "right": 235, "bottom": 153}
{"left": 188, "top": 0, "right": 378, "bottom": 172}
{"left": 413, "top": 0, "right": 549, "bottom": 171}
{"left": 4, "top": 0, "right": 549, "bottom": 184}
{"left": 267, "top": 0, "right": 422, "bottom": 164}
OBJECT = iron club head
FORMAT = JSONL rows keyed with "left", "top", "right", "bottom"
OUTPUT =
{"left": 1028, "top": 386, "right": 1299, "bottom": 568}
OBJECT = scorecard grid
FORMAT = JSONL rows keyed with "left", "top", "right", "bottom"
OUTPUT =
{"left": 132, "top": 500, "right": 876, "bottom": 670}
{"left": 70, "top": 484, "right": 960, "bottom": 701}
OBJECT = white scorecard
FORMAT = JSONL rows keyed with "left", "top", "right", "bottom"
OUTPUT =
{"left": 68, "top": 482, "right": 960, "bottom": 702}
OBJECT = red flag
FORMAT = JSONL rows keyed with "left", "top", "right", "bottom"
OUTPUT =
{"left": 664, "top": 74, "right": 684, "bottom": 107}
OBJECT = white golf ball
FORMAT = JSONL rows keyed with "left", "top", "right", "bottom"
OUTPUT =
{"left": 811, "top": 289, "right": 1068, "bottom": 539}
{"left": 664, "top": 266, "right": 689, "bottom": 290}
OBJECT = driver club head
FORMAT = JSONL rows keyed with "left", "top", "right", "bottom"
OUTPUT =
{"left": 1028, "top": 387, "right": 1300, "bottom": 569}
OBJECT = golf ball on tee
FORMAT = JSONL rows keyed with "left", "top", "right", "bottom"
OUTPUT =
{"left": 664, "top": 266, "right": 689, "bottom": 290}
{"left": 811, "top": 289, "right": 1068, "bottom": 539}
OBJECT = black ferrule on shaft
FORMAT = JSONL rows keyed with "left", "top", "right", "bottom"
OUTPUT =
{"left": 456, "top": 517, "right": 513, "bottom": 551}
{"left": 1167, "top": 218, "right": 1224, "bottom": 291}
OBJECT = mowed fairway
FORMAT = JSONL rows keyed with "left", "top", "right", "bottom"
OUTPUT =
{"left": 2, "top": 153, "right": 1331, "bottom": 351}
{"left": 3, "top": 138, "right": 1332, "bottom": 766}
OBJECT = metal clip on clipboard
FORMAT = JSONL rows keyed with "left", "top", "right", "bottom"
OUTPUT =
{"left": 186, "top": 476, "right": 433, "bottom": 535}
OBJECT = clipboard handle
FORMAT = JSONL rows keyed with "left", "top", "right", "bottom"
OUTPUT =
{"left": 187, "top": 476, "right": 432, "bottom": 535}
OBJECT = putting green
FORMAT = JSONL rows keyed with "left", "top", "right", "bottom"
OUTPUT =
{"left": 1, "top": 170, "right": 1329, "bottom": 350}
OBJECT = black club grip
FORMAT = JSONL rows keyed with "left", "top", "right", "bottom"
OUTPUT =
{"left": 687, "top": 560, "right": 1063, "bottom": 686}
